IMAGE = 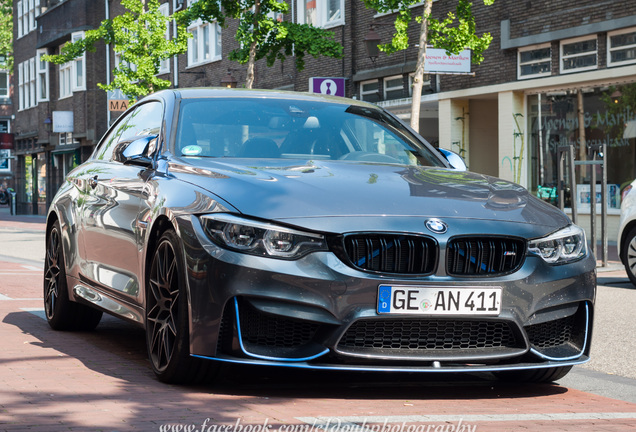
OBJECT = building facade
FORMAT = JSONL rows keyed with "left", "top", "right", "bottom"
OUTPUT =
{"left": 10, "top": 0, "right": 636, "bottom": 243}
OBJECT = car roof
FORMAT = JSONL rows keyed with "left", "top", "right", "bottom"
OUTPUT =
{"left": 163, "top": 87, "right": 378, "bottom": 109}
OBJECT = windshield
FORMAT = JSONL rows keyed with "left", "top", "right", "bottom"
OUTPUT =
{"left": 174, "top": 98, "right": 445, "bottom": 167}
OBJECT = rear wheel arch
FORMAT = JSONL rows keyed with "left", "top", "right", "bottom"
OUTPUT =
{"left": 620, "top": 220, "right": 636, "bottom": 263}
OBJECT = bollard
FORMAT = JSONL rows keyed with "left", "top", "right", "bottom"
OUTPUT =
{"left": 9, "top": 190, "right": 16, "bottom": 215}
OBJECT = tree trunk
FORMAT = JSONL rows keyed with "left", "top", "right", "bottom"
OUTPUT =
{"left": 410, "top": 0, "right": 433, "bottom": 132}
{"left": 245, "top": 0, "right": 260, "bottom": 89}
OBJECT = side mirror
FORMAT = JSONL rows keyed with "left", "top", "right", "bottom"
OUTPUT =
{"left": 438, "top": 148, "right": 467, "bottom": 171}
{"left": 115, "top": 135, "right": 158, "bottom": 168}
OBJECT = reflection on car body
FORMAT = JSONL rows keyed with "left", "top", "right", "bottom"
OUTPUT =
{"left": 44, "top": 89, "right": 596, "bottom": 384}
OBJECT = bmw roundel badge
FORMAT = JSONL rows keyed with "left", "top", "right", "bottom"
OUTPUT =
{"left": 425, "top": 218, "right": 448, "bottom": 234}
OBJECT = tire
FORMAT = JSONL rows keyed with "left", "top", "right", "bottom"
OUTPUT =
{"left": 145, "top": 229, "right": 219, "bottom": 384}
{"left": 621, "top": 226, "right": 636, "bottom": 286}
{"left": 493, "top": 366, "right": 573, "bottom": 383}
{"left": 44, "top": 220, "right": 103, "bottom": 331}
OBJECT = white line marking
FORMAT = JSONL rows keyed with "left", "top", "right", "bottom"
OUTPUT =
{"left": 21, "top": 265, "right": 42, "bottom": 271}
{"left": 298, "top": 413, "right": 636, "bottom": 425}
{"left": 0, "top": 293, "right": 12, "bottom": 300}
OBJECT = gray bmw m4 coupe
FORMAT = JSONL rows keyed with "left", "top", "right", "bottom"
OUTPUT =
{"left": 44, "top": 88, "right": 595, "bottom": 384}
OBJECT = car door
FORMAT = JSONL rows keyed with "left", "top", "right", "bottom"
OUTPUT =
{"left": 77, "top": 101, "right": 164, "bottom": 302}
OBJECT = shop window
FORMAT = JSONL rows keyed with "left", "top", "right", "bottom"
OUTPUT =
{"left": 360, "top": 80, "right": 380, "bottom": 103}
{"left": 560, "top": 36, "right": 597, "bottom": 74}
{"left": 518, "top": 44, "right": 551, "bottom": 79}
{"left": 187, "top": 0, "right": 222, "bottom": 67}
{"left": 608, "top": 28, "right": 636, "bottom": 67}
{"left": 527, "top": 85, "right": 636, "bottom": 213}
{"left": 384, "top": 76, "right": 405, "bottom": 100}
{"left": 36, "top": 49, "right": 49, "bottom": 102}
{"left": 297, "top": 0, "right": 344, "bottom": 29}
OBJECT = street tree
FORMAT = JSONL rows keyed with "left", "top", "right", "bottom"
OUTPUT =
{"left": 0, "top": 0, "right": 12, "bottom": 71}
{"left": 45, "top": 0, "right": 189, "bottom": 102}
{"left": 362, "top": 0, "right": 495, "bottom": 132}
{"left": 177, "top": 0, "right": 343, "bottom": 89}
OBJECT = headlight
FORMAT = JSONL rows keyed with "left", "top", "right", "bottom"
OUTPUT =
{"left": 200, "top": 214, "right": 328, "bottom": 259}
{"left": 528, "top": 225, "right": 587, "bottom": 264}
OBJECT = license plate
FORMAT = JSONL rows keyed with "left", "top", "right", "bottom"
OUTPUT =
{"left": 377, "top": 285, "right": 501, "bottom": 315}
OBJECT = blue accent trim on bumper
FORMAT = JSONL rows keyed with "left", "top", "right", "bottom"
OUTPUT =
{"left": 234, "top": 297, "right": 330, "bottom": 362}
{"left": 192, "top": 352, "right": 590, "bottom": 373}
{"left": 529, "top": 302, "right": 590, "bottom": 361}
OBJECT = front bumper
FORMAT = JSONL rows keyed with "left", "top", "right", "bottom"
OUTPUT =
{"left": 181, "top": 215, "right": 596, "bottom": 372}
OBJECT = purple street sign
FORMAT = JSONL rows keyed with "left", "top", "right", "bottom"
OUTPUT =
{"left": 310, "top": 77, "right": 345, "bottom": 97}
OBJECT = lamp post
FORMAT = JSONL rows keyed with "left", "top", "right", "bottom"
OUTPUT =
{"left": 221, "top": 70, "right": 238, "bottom": 88}
{"left": 364, "top": 25, "right": 382, "bottom": 64}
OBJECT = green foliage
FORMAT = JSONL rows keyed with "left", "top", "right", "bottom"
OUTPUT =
{"left": 362, "top": 0, "right": 494, "bottom": 63}
{"left": 600, "top": 83, "right": 636, "bottom": 138}
{"left": 177, "top": 0, "right": 343, "bottom": 72}
{"left": 45, "top": 0, "right": 189, "bottom": 102}
{"left": 0, "top": 0, "right": 13, "bottom": 70}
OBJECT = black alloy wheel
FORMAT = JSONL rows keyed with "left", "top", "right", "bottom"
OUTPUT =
{"left": 44, "top": 220, "right": 102, "bottom": 331}
{"left": 146, "top": 229, "right": 218, "bottom": 384}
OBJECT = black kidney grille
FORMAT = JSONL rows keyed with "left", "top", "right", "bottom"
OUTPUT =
{"left": 447, "top": 237, "right": 525, "bottom": 276}
{"left": 338, "top": 319, "right": 518, "bottom": 351}
{"left": 344, "top": 234, "right": 437, "bottom": 274}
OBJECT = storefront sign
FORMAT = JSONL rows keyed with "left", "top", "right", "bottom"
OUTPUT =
{"left": 108, "top": 89, "right": 129, "bottom": 112}
{"left": 52, "top": 111, "right": 74, "bottom": 133}
{"left": 0, "top": 133, "right": 13, "bottom": 150}
{"left": 309, "top": 77, "right": 346, "bottom": 97}
{"left": 424, "top": 49, "right": 471, "bottom": 74}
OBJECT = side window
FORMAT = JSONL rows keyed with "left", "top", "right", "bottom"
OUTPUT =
{"left": 118, "top": 101, "right": 163, "bottom": 142}
{"left": 95, "top": 101, "right": 164, "bottom": 162}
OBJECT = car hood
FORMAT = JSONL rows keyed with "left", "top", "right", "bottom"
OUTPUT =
{"left": 170, "top": 158, "right": 570, "bottom": 232}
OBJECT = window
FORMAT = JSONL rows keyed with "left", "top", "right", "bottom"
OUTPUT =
{"left": 518, "top": 44, "right": 551, "bottom": 79}
{"left": 71, "top": 32, "right": 86, "bottom": 91}
{"left": 18, "top": 63, "right": 23, "bottom": 110}
{"left": 59, "top": 61, "right": 72, "bottom": 99}
{"left": 29, "top": 58, "right": 36, "bottom": 107}
{"left": 94, "top": 101, "right": 163, "bottom": 162}
{"left": 408, "top": 74, "right": 430, "bottom": 96}
{"left": 187, "top": 21, "right": 222, "bottom": 66}
{"left": 383, "top": 76, "right": 405, "bottom": 100}
{"left": 360, "top": 80, "right": 380, "bottom": 103}
{"left": 18, "top": 58, "right": 37, "bottom": 110}
{"left": 17, "top": 0, "right": 38, "bottom": 37}
{"left": 59, "top": 133, "right": 79, "bottom": 146}
{"left": 608, "top": 28, "right": 636, "bottom": 67}
{"left": 560, "top": 36, "right": 597, "bottom": 73}
{"left": 0, "top": 71, "right": 8, "bottom": 98}
{"left": 36, "top": 49, "right": 49, "bottom": 102}
{"left": 187, "top": 0, "right": 222, "bottom": 67}
{"left": 297, "top": 0, "right": 344, "bottom": 28}
{"left": 158, "top": 2, "right": 171, "bottom": 74}
{"left": 17, "top": 1, "right": 23, "bottom": 38}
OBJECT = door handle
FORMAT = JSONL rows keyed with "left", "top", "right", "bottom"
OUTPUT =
{"left": 89, "top": 175, "right": 99, "bottom": 189}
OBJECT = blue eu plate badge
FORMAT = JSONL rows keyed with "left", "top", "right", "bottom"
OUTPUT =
{"left": 378, "top": 285, "right": 392, "bottom": 313}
